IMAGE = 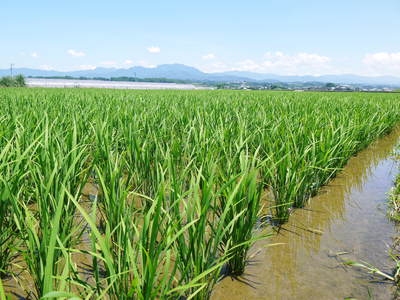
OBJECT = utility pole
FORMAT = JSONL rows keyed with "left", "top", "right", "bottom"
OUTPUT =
{"left": 10, "top": 64, "right": 14, "bottom": 78}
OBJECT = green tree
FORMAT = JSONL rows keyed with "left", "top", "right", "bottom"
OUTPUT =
{"left": 0, "top": 76, "right": 14, "bottom": 87}
{"left": 325, "top": 82, "right": 336, "bottom": 88}
{"left": 0, "top": 75, "right": 26, "bottom": 87}
{"left": 15, "top": 75, "right": 26, "bottom": 87}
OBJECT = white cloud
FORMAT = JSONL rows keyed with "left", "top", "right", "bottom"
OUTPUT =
{"left": 77, "top": 65, "right": 97, "bottom": 70}
{"left": 362, "top": 52, "right": 400, "bottom": 76}
{"left": 262, "top": 52, "right": 330, "bottom": 69}
{"left": 198, "top": 52, "right": 333, "bottom": 75}
{"left": 196, "top": 62, "right": 229, "bottom": 73}
{"left": 363, "top": 52, "right": 400, "bottom": 65}
{"left": 147, "top": 46, "right": 161, "bottom": 54}
{"left": 236, "top": 59, "right": 262, "bottom": 71}
{"left": 31, "top": 52, "right": 38, "bottom": 58}
{"left": 39, "top": 65, "right": 54, "bottom": 70}
{"left": 202, "top": 53, "right": 216, "bottom": 60}
{"left": 102, "top": 60, "right": 135, "bottom": 69}
{"left": 137, "top": 60, "right": 156, "bottom": 68}
{"left": 68, "top": 49, "right": 86, "bottom": 57}
{"left": 100, "top": 61, "right": 117, "bottom": 67}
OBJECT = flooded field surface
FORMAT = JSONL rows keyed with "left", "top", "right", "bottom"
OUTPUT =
{"left": 26, "top": 78, "right": 212, "bottom": 90}
{"left": 213, "top": 128, "right": 400, "bottom": 300}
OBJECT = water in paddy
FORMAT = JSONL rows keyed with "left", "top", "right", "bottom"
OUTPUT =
{"left": 213, "top": 128, "right": 400, "bottom": 300}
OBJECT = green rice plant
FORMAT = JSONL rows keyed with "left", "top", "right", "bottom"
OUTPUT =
{"left": 11, "top": 119, "right": 90, "bottom": 298}
{"left": 215, "top": 165, "right": 265, "bottom": 275}
{"left": 73, "top": 148, "right": 197, "bottom": 298}
{"left": 344, "top": 260, "right": 395, "bottom": 281}
{"left": 122, "top": 123, "right": 167, "bottom": 198}
{"left": 90, "top": 150, "right": 133, "bottom": 297}
{"left": 0, "top": 277, "right": 12, "bottom": 300}
{"left": 1, "top": 88, "right": 400, "bottom": 297}
{"left": 95, "top": 152, "right": 130, "bottom": 234}
{"left": 69, "top": 170, "right": 215, "bottom": 299}
{"left": 0, "top": 129, "right": 43, "bottom": 281}
{"left": 0, "top": 139, "right": 22, "bottom": 278}
{"left": 165, "top": 162, "right": 251, "bottom": 300}
{"left": 0, "top": 200, "right": 15, "bottom": 277}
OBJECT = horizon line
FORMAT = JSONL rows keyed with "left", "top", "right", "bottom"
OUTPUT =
{"left": 1, "top": 64, "right": 399, "bottom": 79}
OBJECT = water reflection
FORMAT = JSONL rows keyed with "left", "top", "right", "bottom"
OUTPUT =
{"left": 213, "top": 127, "right": 400, "bottom": 300}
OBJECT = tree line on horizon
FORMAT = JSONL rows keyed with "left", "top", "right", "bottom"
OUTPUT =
{"left": 0, "top": 75, "right": 26, "bottom": 87}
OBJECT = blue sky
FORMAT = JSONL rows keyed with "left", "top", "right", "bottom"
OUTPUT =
{"left": 1, "top": 0, "right": 400, "bottom": 76}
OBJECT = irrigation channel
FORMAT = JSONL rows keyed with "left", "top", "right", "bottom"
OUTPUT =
{"left": 212, "top": 127, "right": 400, "bottom": 300}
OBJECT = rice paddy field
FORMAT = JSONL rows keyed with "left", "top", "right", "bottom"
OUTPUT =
{"left": 1, "top": 88, "right": 400, "bottom": 299}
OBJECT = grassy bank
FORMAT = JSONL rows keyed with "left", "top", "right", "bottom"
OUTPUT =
{"left": 389, "top": 166, "right": 400, "bottom": 222}
{"left": 1, "top": 89, "right": 400, "bottom": 299}
{"left": 389, "top": 151, "right": 400, "bottom": 291}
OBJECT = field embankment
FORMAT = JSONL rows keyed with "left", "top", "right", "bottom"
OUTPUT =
{"left": 389, "top": 150, "right": 400, "bottom": 294}
{"left": 389, "top": 164, "right": 400, "bottom": 222}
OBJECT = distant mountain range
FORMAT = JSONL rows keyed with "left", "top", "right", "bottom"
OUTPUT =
{"left": 2, "top": 64, "right": 400, "bottom": 86}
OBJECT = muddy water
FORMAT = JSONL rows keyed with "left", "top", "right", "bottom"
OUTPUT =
{"left": 213, "top": 128, "right": 400, "bottom": 300}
